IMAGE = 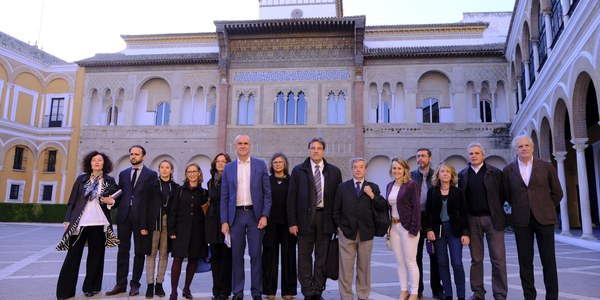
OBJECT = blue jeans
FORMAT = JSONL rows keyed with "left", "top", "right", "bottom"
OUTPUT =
{"left": 434, "top": 221, "right": 465, "bottom": 298}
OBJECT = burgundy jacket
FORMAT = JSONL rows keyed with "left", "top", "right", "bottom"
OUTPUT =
{"left": 385, "top": 180, "right": 421, "bottom": 236}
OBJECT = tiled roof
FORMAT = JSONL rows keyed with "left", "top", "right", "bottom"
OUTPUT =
{"left": 77, "top": 52, "right": 219, "bottom": 67}
{"left": 0, "top": 31, "right": 66, "bottom": 65}
{"left": 365, "top": 43, "right": 505, "bottom": 58}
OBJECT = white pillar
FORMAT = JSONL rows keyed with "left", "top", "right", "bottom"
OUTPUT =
{"left": 203, "top": 93, "right": 208, "bottom": 125}
{"left": 96, "top": 96, "right": 103, "bottom": 125}
{"left": 571, "top": 138, "right": 595, "bottom": 240}
{"left": 3, "top": 83, "right": 13, "bottom": 119}
{"left": 491, "top": 90, "right": 497, "bottom": 122}
{"left": 59, "top": 170, "right": 67, "bottom": 204}
{"left": 191, "top": 93, "right": 196, "bottom": 124}
{"left": 560, "top": 0, "right": 570, "bottom": 23}
{"left": 531, "top": 41, "right": 540, "bottom": 77}
{"left": 523, "top": 61, "right": 531, "bottom": 90}
{"left": 476, "top": 92, "right": 481, "bottom": 122}
{"left": 377, "top": 91, "right": 382, "bottom": 123}
{"left": 110, "top": 97, "right": 116, "bottom": 126}
{"left": 29, "top": 169, "right": 38, "bottom": 203}
{"left": 543, "top": 11, "right": 553, "bottom": 51}
{"left": 391, "top": 92, "right": 395, "bottom": 123}
{"left": 553, "top": 151, "right": 571, "bottom": 235}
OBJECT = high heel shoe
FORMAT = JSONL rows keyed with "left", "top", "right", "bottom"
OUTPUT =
{"left": 408, "top": 294, "right": 419, "bottom": 300}
{"left": 400, "top": 290, "right": 409, "bottom": 300}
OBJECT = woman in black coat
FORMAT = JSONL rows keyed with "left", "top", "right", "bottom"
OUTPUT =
{"left": 424, "top": 162, "right": 470, "bottom": 300}
{"left": 262, "top": 152, "right": 297, "bottom": 300}
{"left": 56, "top": 151, "right": 119, "bottom": 300}
{"left": 205, "top": 153, "right": 232, "bottom": 300}
{"left": 140, "top": 159, "right": 179, "bottom": 298}
{"left": 168, "top": 163, "right": 209, "bottom": 300}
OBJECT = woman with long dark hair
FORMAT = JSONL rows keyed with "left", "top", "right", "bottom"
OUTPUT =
{"left": 205, "top": 153, "right": 232, "bottom": 300}
{"left": 140, "top": 159, "right": 179, "bottom": 298}
{"left": 168, "top": 163, "right": 209, "bottom": 300}
{"left": 56, "top": 151, "right": 119, "bottom": 300}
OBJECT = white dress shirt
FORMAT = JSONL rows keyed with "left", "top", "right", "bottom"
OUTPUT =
{"left": 236, "top": 158, "right": 252, "bottom": 206}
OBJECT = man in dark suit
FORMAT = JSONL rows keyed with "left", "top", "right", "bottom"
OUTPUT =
{"left": 333, "top": 158, "right": 387, "bottom": 300}
{"left": 410, "top": 148, "right": 444, "bottom": 299}
{"left": 458, "top": 143, "right": 507, "bottom": 300}
{"left": 503, "top": 135, "right": 563, "bottom": 300}
{"left": 106, "top": 145, "right": 157, "bottom": 296}
{"left": 287, "top": 137, "right": 342, "bottom": 300}
{"left": 220, "top": 134, "right": 271, "bottom": 300}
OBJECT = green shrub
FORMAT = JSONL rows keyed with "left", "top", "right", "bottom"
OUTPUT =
{"left": 0, "top": 203, "right": 67, "bottom": 223}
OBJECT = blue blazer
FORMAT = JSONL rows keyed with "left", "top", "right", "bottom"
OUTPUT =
{"left": 220, "top": 157, "right": 272, "bottom": 225}
{"left": 114, "top": 165, "right": 158, "bottom": 225}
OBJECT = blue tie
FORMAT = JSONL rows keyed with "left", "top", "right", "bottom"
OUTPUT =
{"left": 356, "top": 181, "right": 361, "bottom": 196}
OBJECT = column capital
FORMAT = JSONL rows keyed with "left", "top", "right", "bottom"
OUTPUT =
{"left": 571, "top": 138, "right": 589, "bottom": 151}
{"left": 553, "top": 151, "right": 567, "bottom": 161}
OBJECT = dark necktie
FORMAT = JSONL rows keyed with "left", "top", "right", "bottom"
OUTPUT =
{"left": 314, "top": 165, "right": 322, "bottom": 207}
{"left": 131, "top": 168, "right": 139, "bottom": 189}
{"left": 356, "top": 181, "right": 361, "bottom": 196}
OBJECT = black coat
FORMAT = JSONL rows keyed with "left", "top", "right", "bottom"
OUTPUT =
{"left": 424, "top": 186, "right": 470, "bottom": 238}
{"left": 140, "top": 178, "right": 179, "bottom": 255}
{"left": 287, "top": 158, "right": 342, "bottom": 235}
{"left": 205, "top": 176, "right": 225, "bottom": 244}
{"left": 458, "top": 163, "right": 506, "bottom": 230}
{"left": 168, "top": 183, "right": 208, "bottom": 258}
{"left": 333, "top": 179, "right": 387, "bottom": 241}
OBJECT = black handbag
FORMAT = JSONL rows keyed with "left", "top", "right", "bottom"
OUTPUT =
{"left": 373, "top": 204, "right": 391, "bottom": 237}
{"left": 324, "top": 234, "right": 339, "bottom": 280}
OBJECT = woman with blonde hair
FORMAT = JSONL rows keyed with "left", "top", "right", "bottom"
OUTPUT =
{"left": 168, "top": 163, "right": 209, "bottom": 300}
{"left": 385, "top": 158, "right": 421, "bottom": 300}
{"left": 424, "top": 162, "right": 470, "bottom": 300}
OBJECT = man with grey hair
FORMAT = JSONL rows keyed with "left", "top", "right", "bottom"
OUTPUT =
{"left": 333, "top": 157, "right": 387, "bottom": 300}
{"left": 458, "top": 142, "right": 507, "bottom": 300}
{"left": 503, "top": 134, "right": 562, "bottom": 300}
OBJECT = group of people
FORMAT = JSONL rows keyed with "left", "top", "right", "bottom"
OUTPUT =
{"left": 55, "top": 133, "right": 563, "bottom": 300}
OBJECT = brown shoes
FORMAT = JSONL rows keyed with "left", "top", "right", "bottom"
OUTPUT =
{"left": 105, "top": 285, "right": 126, "bottom": 296}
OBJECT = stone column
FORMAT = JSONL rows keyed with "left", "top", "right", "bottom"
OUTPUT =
{"left": 543, "top": 10, "right": 553, "bottom": 51}
{"left": 516, "top": 77, "right": 523, "bottom": 106}
{"left": 377, "top": 91, "right": 382, "bottom": 123}
{"left": 3, "top": 83, "right": 13, "bottom": 119}
{"left": 476, "top": 92, "right": 481, "bottom": 122}
{"left": 531, "top": 41, "right": 540, "bottom": 77}
{"left": 59, "top": 170, "right": 67, "bottom": 204}
{"left": 110, "top": 97, "right": 116, "bottom": 126}
{"left": 217, "top": 83, "right": 230, "bottom": 153}
{"left": 523, "top": 61, "right": 531, "bottom": 89}
{"left": 571, "top": 138, "right": 595, "bottom": 240}
{"left": 560, "top": 0, "right": 570, "bottom": 23}
{"left": 96, "top": 95, "right": 103, "bottom": 125}
{"left": 29, "top": 169, "right": 38, "bottom": 203}
{"left": 354, "top": 80, "right": 365, "bottom": 158}
{"left": 391, "top": 92, "right": 395, "bottom": 123}
{"left": 553, "top": 151, "right": 571, "bottom": 235}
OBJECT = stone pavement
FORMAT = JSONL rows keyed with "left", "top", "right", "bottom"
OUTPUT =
{"left": 1, "top": 222, "right": 599, "bottom": 300}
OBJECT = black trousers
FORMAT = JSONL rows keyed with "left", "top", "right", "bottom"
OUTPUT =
{"left": 297, "top": 210, "right": 330, "bottom": 298}
{"left": 262, "top": 223, "right": 298, "bottom": 296}
{"left": 116, "top": 210, "right": 144, "bottom": 288}
{"left": 56, "top": 226, "right": 106, "bottom": 299}
{"left": 210, "top": 242, "right": 232, "bottom": 297}
{"left": 513, "top": 213, "right": 558, "bottom": 300}
{"left": 417, "top": 212, "right": 443, "bottom": 295}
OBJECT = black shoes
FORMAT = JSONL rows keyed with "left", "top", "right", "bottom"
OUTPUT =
{"left": 155, "top": 283, "right": 166, "bottom": 297}
{"left": 232, "top": 293, "right": 244, "bottom": 300}
{"left": 129, "top": 286, "right": 140, "bottom": 296}
{"left": 183, "top": 289, "right": 193, "bottom": 299}
{"left": 146, "top": 283, "right": 154, "bottom": 299}
{"left": 105, "top": 285, "right": 126, "bottom": 296}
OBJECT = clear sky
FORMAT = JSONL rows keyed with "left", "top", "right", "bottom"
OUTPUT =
{"left": 0, "top": 0, "right": 515, "bottom": 63}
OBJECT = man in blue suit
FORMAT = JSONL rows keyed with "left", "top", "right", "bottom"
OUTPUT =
{"left": 106, "top": 145, "right": 157, "bottom": 297}
{"left": 221, "top": 135, "right": 272, "bottom": 300}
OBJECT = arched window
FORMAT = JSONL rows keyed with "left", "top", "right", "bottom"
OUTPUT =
{"left": 208, "top": 104, "right": 216, "bottom": 125}
{"left": 423, "top": 98, "right": 439, "bottom": 123}
{"left": 327, "top": 91, "right": 346, "bottom": 124}
{"left": 106, "top": 106, "right": 118, "bottom": 125}
{"left": 237, "top": 93, "right": 254, "bottom": 125}
{"left": 297, "top": 91, "right": 306, "bottom": 125}
{"left": 274, "top": 91, "right": 306, "bottom": 125}
{"left": 155, "top": 102, "right": 170, "bottom": 125}
{"left": 275, "top": 92, "right": 285, "bottom": 125}
{"left": 480, "top": 100, "right": 492, "bottom": 123}
{"left": 376, "top": 101, "right": 390, "bottom": 123}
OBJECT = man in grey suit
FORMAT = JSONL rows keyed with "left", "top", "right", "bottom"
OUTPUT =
{"left": 503, "top": 135, "right": 563, "bottom": 300}
{"left": 106, "top": 145, "right": 158, "bottom": 296}
{"left": 333, "top": 158, "right": 387, "bottom": 300}
{"left": 458, "top": 143, "right": 507, "bottom": 300}
{"left": 221, "top": 134, "right": 271, "bottom": 300}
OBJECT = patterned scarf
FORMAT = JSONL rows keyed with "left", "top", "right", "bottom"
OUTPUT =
{"left": 84, "top": 174, "right": 101, "bottom": 202}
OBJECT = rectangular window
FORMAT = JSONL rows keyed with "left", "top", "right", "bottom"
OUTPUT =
{"left": 48, "top": 97, "right": 64, "bottom": 127}
{"left": 41, "top": 185, "right": 53, "bottom": 202}
{"left": 45, "top": 150, "right": 57, "bottom": 172}
{"left": 13, "top": 147, "right": 24, "bottom": 170}
{"left": 9, "top": 184, "right": 20, "bottom": 200}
